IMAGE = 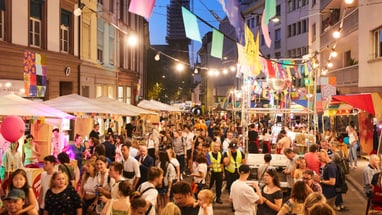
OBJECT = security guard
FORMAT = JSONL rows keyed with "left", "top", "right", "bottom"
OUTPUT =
{"left": 207, "top": 141, "right": 224, "bottom": 204}
{"left": 223, "top": 138, "right": 246, "bottom": 194}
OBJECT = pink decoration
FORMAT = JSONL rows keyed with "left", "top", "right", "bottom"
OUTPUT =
{"left": 128, "top": 0, "right": 156, "bottom": 20}
{"left": 261, "top": 10, "right": 272, "bottom": 48}
{"left": 1, "top": 115, "right": 25, "bottom": 142}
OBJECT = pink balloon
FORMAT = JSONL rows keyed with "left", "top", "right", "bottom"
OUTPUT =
{"left": 1, "top": 115, "right": 25, "bottom": 142}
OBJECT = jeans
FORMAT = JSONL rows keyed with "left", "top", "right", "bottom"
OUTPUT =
{"left": 176, "top": 154, "right": 185, "bottom": 174}
{"left": 209, "top": 171, "right": 223, "bottom": 199}
{"left": 226, "top": 171, "right": 239, "bottom": 194}
{"left": 335, "top": 192, "right": 344, "bottom": 206}
{"left": 349, "top": 142, "right": 358, "bottom": 166}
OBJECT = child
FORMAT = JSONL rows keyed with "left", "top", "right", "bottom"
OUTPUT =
{"left": 6, "top": 169, "right": 38, "bottom": 215}
{"left": 195, "top": 189, "right": 213, "bottom": 215}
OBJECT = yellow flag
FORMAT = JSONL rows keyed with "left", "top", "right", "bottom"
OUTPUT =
{"left": 244, "top": 24, "right": 255, "bottom": 66}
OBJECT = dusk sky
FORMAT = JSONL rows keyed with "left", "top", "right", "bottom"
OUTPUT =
{"left": 149, "top": 0, "right": 227, "bottom": 45}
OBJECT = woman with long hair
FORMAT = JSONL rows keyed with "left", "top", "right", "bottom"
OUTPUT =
{"left": 101, "top": 180, "right": 132, "bottom": 215}
{"left": 257, "top": 169, "right": 283, "bottom": 215}
{"left": 157, "top": 150, "right": 176, "bottom": 213}
{"left": 114, "top": 135, "right": 125, "bottom": 163}
{"left": 277, "top": 181, "right": 310, "bottom": 215}
{"left": 346, "top": 121, "right": 359, "bottom": 168}
{"left": 80, "top": 160, "right": 98, "bottom": 214}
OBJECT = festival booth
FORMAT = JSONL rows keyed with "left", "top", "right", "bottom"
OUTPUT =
{"left": 324, "top": 93, "right": 382, "bottom": 155}
{"left": 93, "top": 96, "right": 158, "bottom": 136}
{"left": 44, "top": 94, "right": 138, "bottom": 141}
{"left": 0, "top": 94, "right": 75, "bottom": 194}
{"left": 138, "top": 99, "right": 183, "bottom": 126}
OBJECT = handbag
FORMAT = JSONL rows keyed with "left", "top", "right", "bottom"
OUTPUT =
{"left": 191, "top": 182, "right": 198, "bottom": 194}
{"left": 87, "top": 197, "right": 98, "bottom": 215}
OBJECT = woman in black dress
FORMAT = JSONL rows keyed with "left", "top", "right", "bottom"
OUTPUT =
{"left": 257, "top": 169, "right": 283, "bottom": 215}
{"left": 44, "top": 172, "right": 82, "bottom": 215}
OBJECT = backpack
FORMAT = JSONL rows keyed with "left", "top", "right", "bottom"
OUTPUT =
{"left": 335, "top": 162, "right": 348, "bottom": 193}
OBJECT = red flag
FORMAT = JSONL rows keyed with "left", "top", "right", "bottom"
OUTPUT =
{"left": 267, "top": 59, "right": 275, "bottom": 78}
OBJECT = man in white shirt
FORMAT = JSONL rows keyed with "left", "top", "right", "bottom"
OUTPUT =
{"left": 121, "top": 143, "right": 141, "bottom": 190}
{"left": 183, "top": 125, "right": 194, "bottom": 173}
{"left": 222, "top": 131, "right": 234, "bottom": 152}
{"left": 108, "top": 162, "right": 126, "bottom": 199}
{"left": 138, "top": 167, "right": 163, "bottom": 215}
{"left": 230, "top": 164, "right": 262, "bottom": 215}
{"left": 38, "top": 155, "right": 56, "bottom": 211}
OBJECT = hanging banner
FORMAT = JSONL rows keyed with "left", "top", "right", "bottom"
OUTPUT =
{"left": 24, "top": 50, "right": 46, "bottom": 97}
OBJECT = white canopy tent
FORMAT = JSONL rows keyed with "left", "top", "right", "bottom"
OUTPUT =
{"left": 138, "top": 100, "right": 181, "bottom": 112}
{"left": 44, "top": 94, "right": 136, "bottom": 116}
{"left": 0, "top": 94, "right": 75, "bottom": 119}
{"left": 93, "top": 97, "right": 157, "bottom": 115}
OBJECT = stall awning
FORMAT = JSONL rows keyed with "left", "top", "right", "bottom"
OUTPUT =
{"left": 332, "top": 94, "right": 375, "bottom": 115}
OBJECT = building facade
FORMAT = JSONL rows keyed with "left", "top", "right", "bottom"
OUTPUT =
{"left": 0, "top": 0, "right": 147, "bottom": 104}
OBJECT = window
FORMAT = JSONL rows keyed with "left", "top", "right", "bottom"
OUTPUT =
{"left": 109, "top": 25, "right": 115, "bottom": 65}
{"left": 82, "top": 20, "right": 91, "bottom": 59}
{"left": 118, "top": 86, "right": 124, "bottom": 102}
{"left": 30, "top": 0, "right": 43, "bottom": 48}
{"left": 374, "top": 27, "right": 382, "bottom": 58}
{"left": 344, "top": 50, "right": 352, "bottom": 66}
{"left": 96, "top": 85, "right": 102, "bottom": 97}
{"left": 97, "top": 19, "right": 104, "bottom": 62}
{"left": 0, "top": 8, "right": 4, "bottom": 40}
{"left": 288, "top": 0, "right": 293, "bottom": 12}
{"left": 288, "top": 25, "right": 292, "bottom": 37}
{"left": 311, "top": 23, "right": 316, "bottom": 42}
{"left": 275, "top": 52, "right": 281, "bottom": 58}
{"left": 302, "top": 19, "right": 307, "bottom": 33}
{"left": 109, "top": 0, "right": 114, "bottom": 13}
{"left": 276, "top": 5, "right": 281, "bottom": 16}
{"left": 60, "top": 10, "right": 70, "bottom": 53}
{"left": 296, "top": 48, "right": 301, "bottom": 57}
{"left": 247, "top": 19, "right": 250, "bottom": 27}
{"left": 29, "top": 17, "right": 41, "bottom": 47}
{"left": 312, "top": 0, "right": 316, "bottom": 7}
{"left": 302, "top": 0, "right": 308, "bottom": 6}
{"left": 302, "top": 46, "right": 307, "bottom": 55}
{"left": 297, "top": 0, "right": 302, "bottom": 8}
{"left": 108, "top": 86, "right": 114, "bottom": 98}
{"left": 292, "top": 23, "right": 296, "bottom": 36}
{"left": 297, "top": 21, "right": 301, "bottom": 34}
{"left": 126, "top": 87, "right": 131, "bottom": 104}
{"left": 275, "top": 29, "right": 281, "bottom": 49}
{"left": 251, "top": 17, "right": 255, "bottom": 28}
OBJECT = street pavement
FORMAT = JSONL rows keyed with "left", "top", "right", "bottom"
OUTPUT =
{"left": 211, "top": 157, "right": 370, "bottom": 214}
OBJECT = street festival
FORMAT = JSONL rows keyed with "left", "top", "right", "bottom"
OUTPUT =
{"left": 0, "top": 0, "right": 382, "bottom": 215}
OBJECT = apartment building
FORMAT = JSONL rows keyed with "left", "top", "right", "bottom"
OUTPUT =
{"left": 0, "top": 0, "right": 147, "bottom": 103}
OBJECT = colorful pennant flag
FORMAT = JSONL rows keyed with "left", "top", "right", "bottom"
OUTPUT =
{"left": 244, "top": 25, "right": 256, "bottom": 66}
{"left": 263, "top": 0, "right": 277, "bottom": 25}
{"left": 128, "top": 0, "right": 156, "bottom": 20}
{"left": 181, "top": 7, "right": 201, "bottom": 42}
{"left": 217, "top": 0, "right": 244, "bottom": 43}
{"left": 261, "top": 10, "right": 272, "bottom": 48}
{"left": 266, "top": 59, "right": 275, "bottom": 78}
{"left": 211, "top": 29, "right": 224, "bottom": 59}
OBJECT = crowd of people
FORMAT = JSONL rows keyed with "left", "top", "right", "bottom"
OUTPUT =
{"left": 0, "top": 114, "right": 362, "bottom": 215}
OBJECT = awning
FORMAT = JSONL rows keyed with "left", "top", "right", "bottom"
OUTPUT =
{"left": 332, "top": 94, "right": 375, "bottom": 115}
{"left": 93, "top": 97, "right": 156, "bottom": 115}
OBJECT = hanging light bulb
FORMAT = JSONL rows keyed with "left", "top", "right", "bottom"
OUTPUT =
{"left": 330, "top": 49, "right": 338, "bottom": 57}
{"left": 154, "top": 52, "right": 160, "bottom": 61}
{"left": 222, "top": 69, "right": 228, "bottom": 74}
{"left": 345, "top": 0, "right": 354, "bottom": 4}
{"left": 333, "top": 29, "right": 341, "bottom": 39}
{"left": 176, "top": 63, "right": 185, "bottom": 72}
{"left": 321, "top": 66, "right": 328, "bottom": 75}
{"left": 194, "top": 67, "right": 199, "bottom": 74}
{"left": 327, "top": 61, "right": 333, "bottom": 68}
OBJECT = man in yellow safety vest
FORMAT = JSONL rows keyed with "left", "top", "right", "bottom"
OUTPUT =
{"left": 207, "top": 141, "right": 224, "bottom": 204}
{"left": 223, "top": 139, "right": 246, "bottom": 194}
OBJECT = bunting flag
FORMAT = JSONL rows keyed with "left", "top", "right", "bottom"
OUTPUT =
{"left": 263, "top": 0, "right": 277, "bottom": 25}
{"left": 211, "top": 29, "right": 224, "bottom": 59}
{"left": 244, "top": 24, "right": 256, "bottom": 66}
{"left": 218, "top": 0, "right": 244, "bottom": 43}
{"left": 261, "top": 9, "right": 272, "bottom": 48}
{"left": 181, "top": 7, "right": 201, "bottom": 42}
{"left": 128, "top": 0, "right": 156, "bottom": 20}
{"left": 266, "top": 59, "right": 275, "bottom": 78}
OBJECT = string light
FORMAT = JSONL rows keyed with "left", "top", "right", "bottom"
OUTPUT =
{"left": 330, "top": 49, "right": 338, "bottom": 57}
{"left": 176, "top": 63, "right": 185, "bottom": 71}
{"left": 327, "top": 61, "right": 333, "bottom": 68}
{"left": 154, "top": 52, "right": 160, "bottom": 61}
{"left": 344, "top": 0, "right": 354, "bottom": 4}
{"left": 332, "top": 29, "right": 341, "bottom": 39}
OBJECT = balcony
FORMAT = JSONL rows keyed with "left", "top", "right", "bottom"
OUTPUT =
{"left": 327, "top": 64, "right": 358, "bottom": 87}
{"left": 320, "top": 8, "right": 358, "bottom": 49}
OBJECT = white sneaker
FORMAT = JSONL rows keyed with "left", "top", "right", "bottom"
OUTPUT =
{"left": 335, "top": 206, "right": 341, "bottom": 211}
